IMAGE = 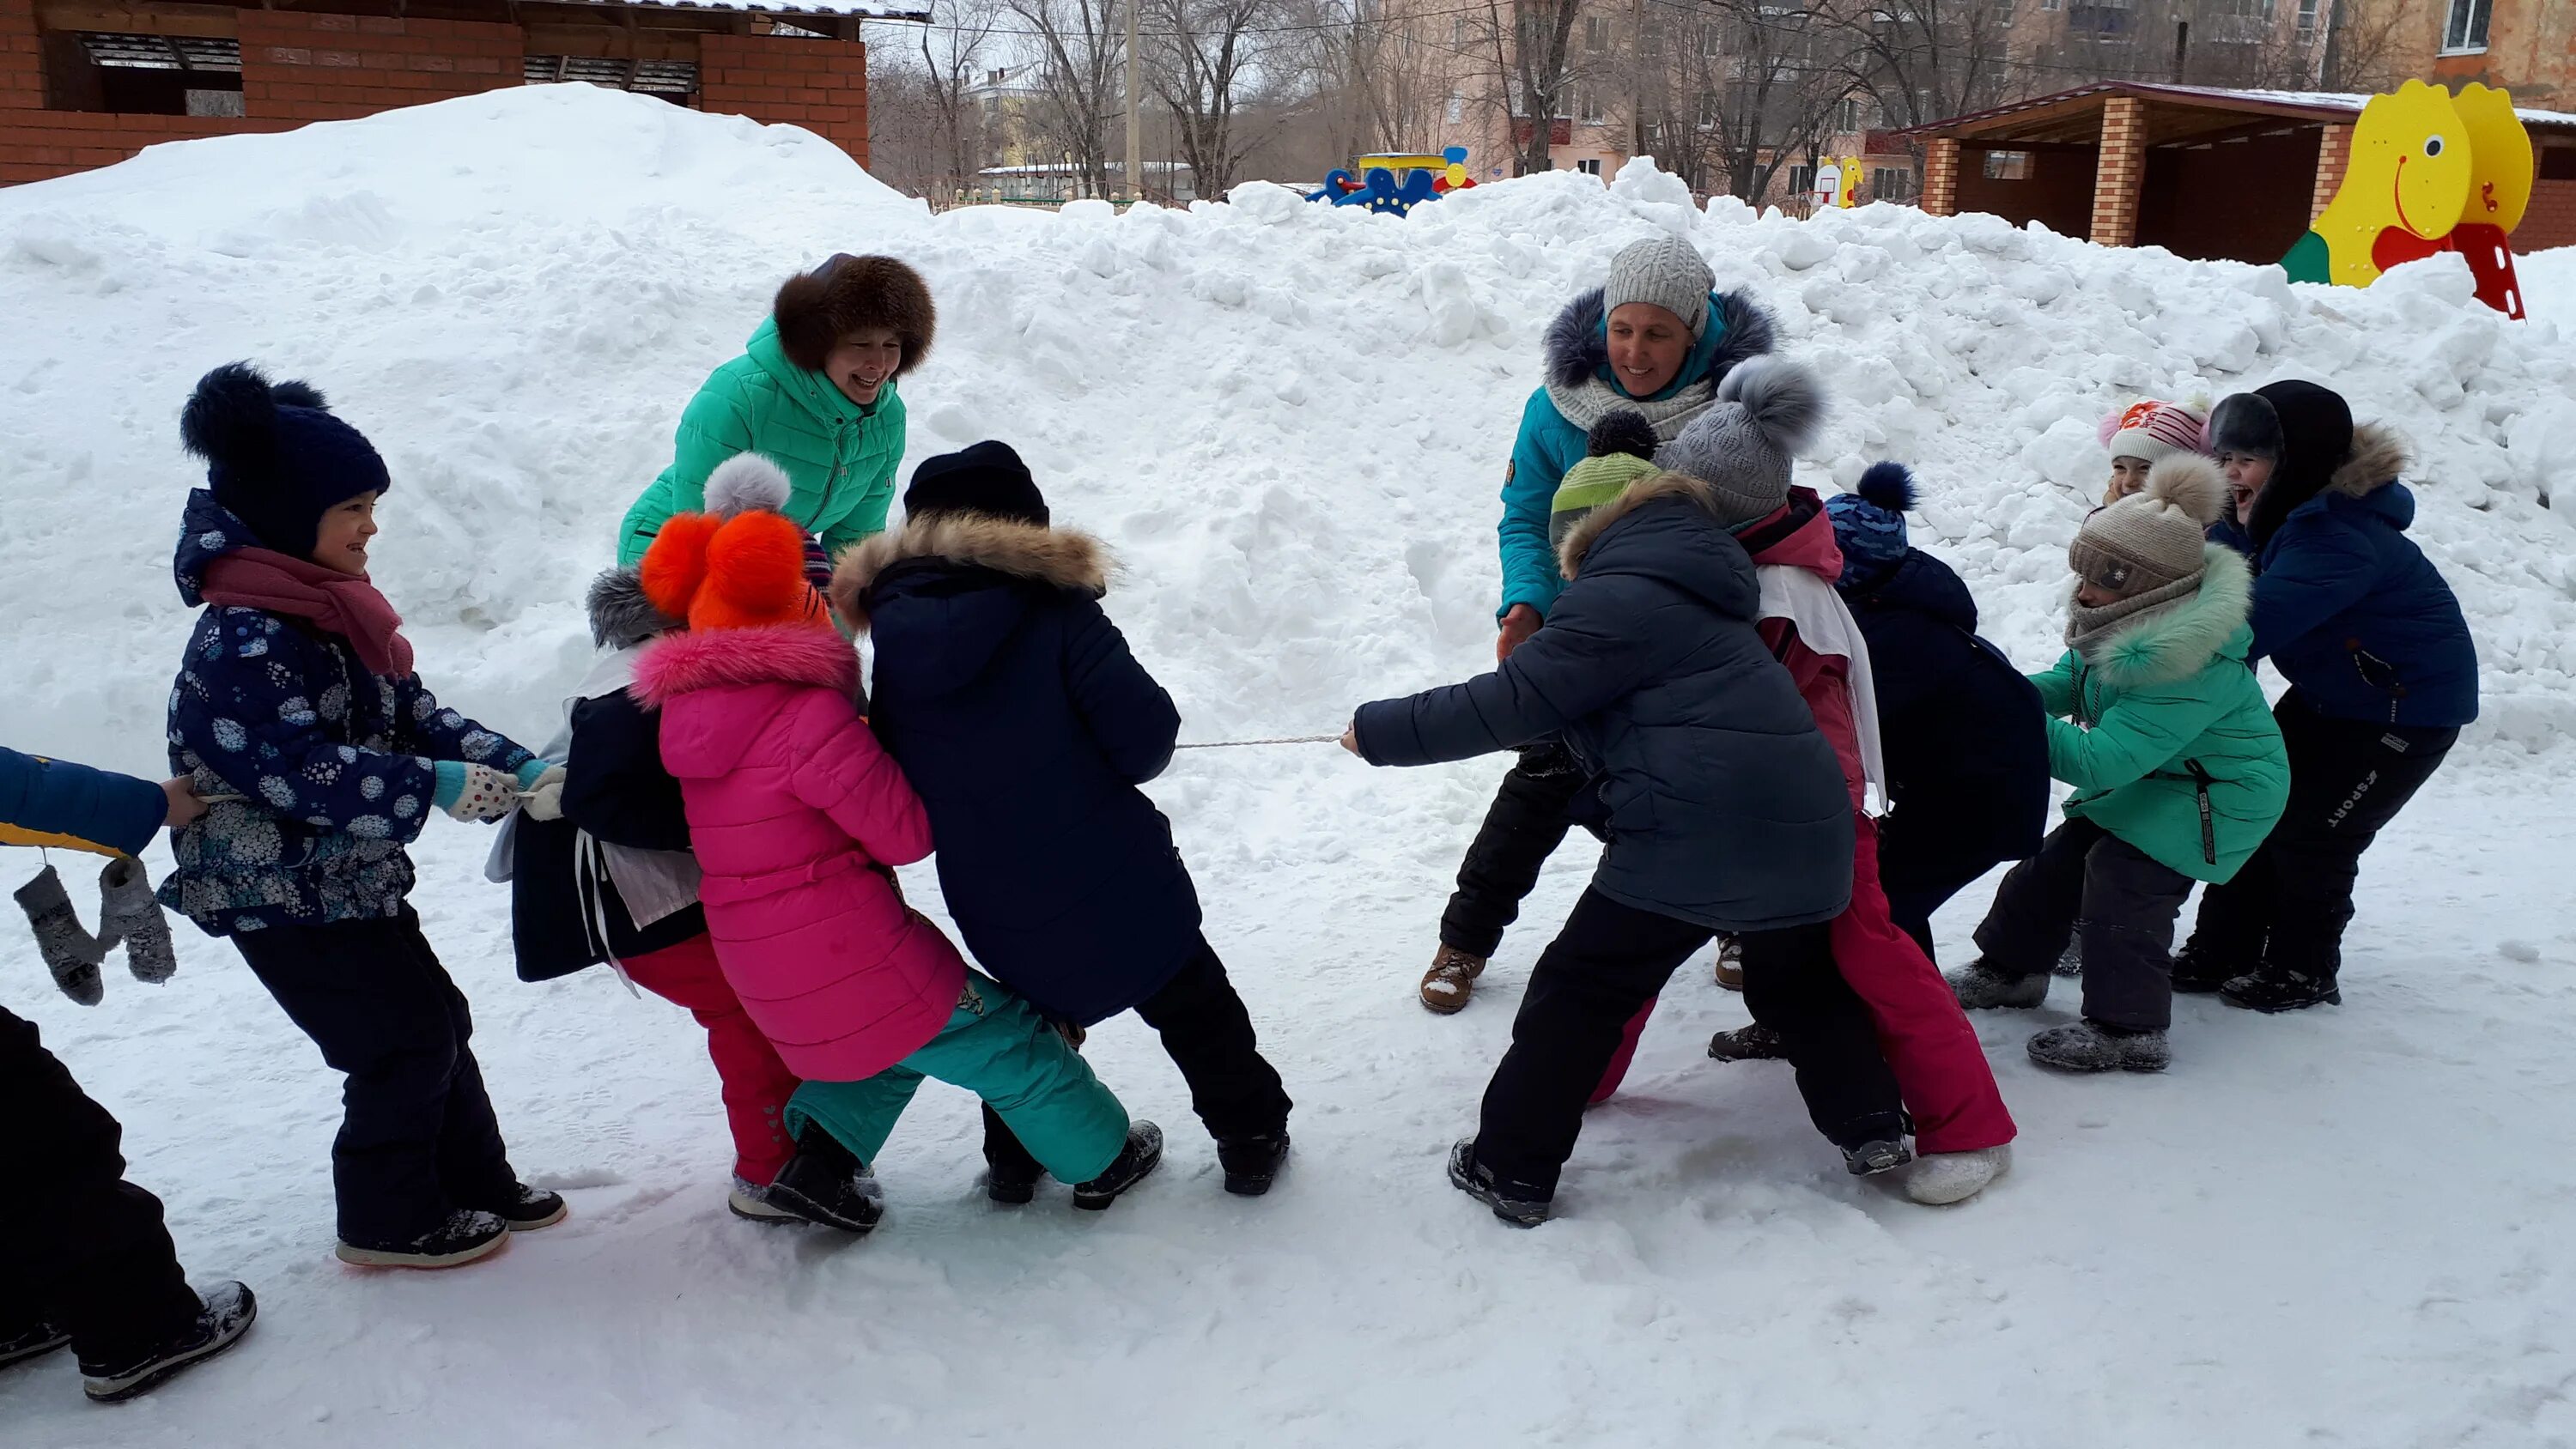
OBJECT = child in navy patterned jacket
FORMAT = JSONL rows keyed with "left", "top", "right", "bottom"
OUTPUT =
{"left": 160, "top": 363, "right": 562, "bottom": 1271}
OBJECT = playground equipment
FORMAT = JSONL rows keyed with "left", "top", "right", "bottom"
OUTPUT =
{"left": 2281, "top": 80, "right": 2533, "bottom": 318}
{"left": 1811, "top": 157, "right": 1858, "bottom": 209}
{"left": 1307, "top": 148, "right": 1477, "bottom": 217}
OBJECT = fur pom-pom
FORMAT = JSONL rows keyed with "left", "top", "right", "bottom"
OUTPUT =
{"left": 1714, "top": 356, "right": 1825, "bottom": 455}
{"left": 1855, "top": 461, "right": 1917, "bottom": 512}
{"left": 269, "top": 379, "right": 328, "bottom": 411}
{"left": 179, "top": 362, "right": 283, "bottom": 467}
{"left": 640, "top": 512, "right": 721, "bottom": 621}
{"left": 706, "top": 452, "right": 793, "bottom": 518}
{"left": 1587, "top": 409, "right": 1661, "bottom": 461}
{"left": 587, "top": 567, "right": 683, "bottom": 649}
{"left": 699, "top": 511, "right": 816, "bottom": 629}
{"left": 2142, "top": 453, "right": 2227, "bottom": 526}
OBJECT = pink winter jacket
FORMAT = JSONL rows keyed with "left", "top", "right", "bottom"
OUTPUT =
{"left": 632, "top": 623, "right": 963, "bottom": 1082}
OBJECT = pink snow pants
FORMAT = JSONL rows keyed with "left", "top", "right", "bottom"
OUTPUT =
{"left": 1590, "top": 818, "right": 2016, "bottom": 1153}
{"left": 621, "top": 934, "right": 803, "bottom": 1185}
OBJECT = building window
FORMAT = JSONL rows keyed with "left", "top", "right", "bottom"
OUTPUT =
{"left": 1585, "top": 15, "right": 1609, "bottom": 52}
{"left": 2296, "top": 0, "right": 2318, "bottom": 35}
{"left": 55, "top": 32, "right": 243, "bottom": 116}
{"left": 1581, "top": 87, "right": 1607, "bottom": 124}
{"left": 2441, "top": 0, "right": 2489, "bottom": 52}
{"left": 2040, "top": 0, "right": 2060, "bottom": 9}
{"left": 1446, "top": 92, "right": 1465, "bottom": 124}
{"left": 1454, "top": 16, "right": 1467, "bottom": 45}
{"left": 1577, "top": 157, "right": 1603, "bottom": 175}
{"left": 1982, "top": 149, "right": 2032, "bottom": 179}
{"left": 1833, "top": 96, "right": 1862, "bottom": 132}
{"left": 1698, "top": 21, "right": 1721, "bottom": 56}
{"left": 1871, "top": 165, "right": 1915, "bottom": 200}
{"left": 526, "top": 56, "right": 700, "bottom": 99}
{"left": 1697, "top": 88, "right": 1719, "bottom": 129}
{"left": 1788, "top": 164, "right": 1817, "bottom": 195}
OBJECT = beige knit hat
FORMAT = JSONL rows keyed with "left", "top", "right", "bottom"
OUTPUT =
{"left": 2068, "top": 454, "right": 2228, "bottom": 597}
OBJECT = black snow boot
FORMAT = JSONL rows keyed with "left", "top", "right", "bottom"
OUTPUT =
{"left": 1706, "top": 1022, "right": 1786, "bottom": 1062}
{"left": 1072, "top": 1122, "right": 1164, "bottom": 1210}
{"left": 1217, "top": 1131, "right": 1291, "bottom": 1197}
{"left": 766, "top": 1123, "right": 885, "bottom": 1234}
{"left": 2027, "top": 1020, "right": 2171, "bottom": 1073}
{"left": 471, "top": 1182, "right": 568, "bottom": 1233}
{"left": 1841, "top": 1135, "right": 1916, "bottom": 1177}
{"left": 2221, "top": 967, "right": 2341, "bottom": 1013}
{"left": 1446, "top": 1137, "right": 1550, "bottom": 1228}
{"left": 0, "top": 1322, "right": 70, "bottom": 1368}
{"left": 78, "top": 1280, "right": 257, "bottom": 1404}
{"left": 985, "top": 1158, "right": 1042, "bottom": 1206}
{"left": 336, "top": 1209, "right": 510, "bottom": 1269}
{"left": 2168, "top": 939, "right": 2239, "bottom": 995}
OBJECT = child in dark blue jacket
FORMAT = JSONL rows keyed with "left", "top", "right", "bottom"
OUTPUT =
{"left": 829, "top": 442, "right": 1292, "bottom": 1201}
{"left": 2178, "top": 380, "right": 2477, "bottom": 1011}
{"left": 160, "top": 364, "right": 560, "bottom": 1270}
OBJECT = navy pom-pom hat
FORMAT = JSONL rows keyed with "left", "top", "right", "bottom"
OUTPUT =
{"left": 180, "top": 361, "right": 390, "bottom": 560}
{"left": 1824, "top": 461, "right": 1916, "bottom": 586}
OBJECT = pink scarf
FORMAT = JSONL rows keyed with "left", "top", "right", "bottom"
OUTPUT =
{"left": 198, "top": 548, "right": 416, "bottom": 678}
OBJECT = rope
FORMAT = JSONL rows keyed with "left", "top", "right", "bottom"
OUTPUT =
{"left": 1172, "top": 734, "right": 1344, "bottom": 750}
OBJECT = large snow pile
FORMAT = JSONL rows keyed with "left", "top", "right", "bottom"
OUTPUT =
{"left": 6, "top": 88, "right": 2576, "bottom": 1447}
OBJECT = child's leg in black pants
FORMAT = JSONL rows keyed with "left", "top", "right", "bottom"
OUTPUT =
{"left": 0, "top": 1006, "right": 202, "bottom": 1368}
{"left": 1470, "top": 888, "right": 1709, "bottom": 1200}
{"left": 1737, "top": 923, "right": 1909, "bottom": 1150}
{"left": 233, "top": 907, "right": 519, "bottom": 1247}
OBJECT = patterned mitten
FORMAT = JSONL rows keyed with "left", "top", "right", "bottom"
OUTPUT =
{"left": 97, "top": 858, "right": 178, "bottom": 985}
{"left": 437, "top": 762, "right": 520, "bottom": 823}
{"left": 15, "top": 864, "right": 105, "bottom": 1006}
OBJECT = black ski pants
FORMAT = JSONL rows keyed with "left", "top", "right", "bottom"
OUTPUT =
{"left": 1972, "top": 818, "right": 2196, "bottom": 1031}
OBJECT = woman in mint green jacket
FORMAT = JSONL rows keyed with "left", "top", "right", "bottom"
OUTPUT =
{"left": 618, "top": 255, "right": 935, "bottom": 569}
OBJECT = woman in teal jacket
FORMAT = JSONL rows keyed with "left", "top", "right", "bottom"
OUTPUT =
{"left": 618, "top": 254, "right": 935, "bottom": 571}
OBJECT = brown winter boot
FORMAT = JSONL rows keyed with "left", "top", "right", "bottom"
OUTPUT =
{"left": 1419, "top": 944, "right": 1485, "bottom": 1015}
{"left": 1712, "top": 934, "right": 1745, "bottom": 991}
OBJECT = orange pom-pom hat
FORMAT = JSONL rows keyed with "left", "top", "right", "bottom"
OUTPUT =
{"left": 640, "top": 453, "right": 833, "bottom": 633}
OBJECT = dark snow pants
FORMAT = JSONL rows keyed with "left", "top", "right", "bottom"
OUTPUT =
{"left": 982, "top": 936, "right": 1291, "bottom": 1177}
{"left": 1875, "top": 815, "right": 2011, "bottom": 967}
{"left": 1471, "top": 888, "right": 1905, "bottom": 1200}
{"left": 1437, "top": 739, "right": 1590, "bottom": 960}
{"left": 2184, "top": 690, "right": 2457, "bottom": 985}
{"left": 231, "top": 907, "right": 520, "bottom": 1247}
{"left": 1972, "top": 819, "right": 2194, "bottom": 1032}
{"left": 0, "top": 1005, "right": 202, "bottom": 1368}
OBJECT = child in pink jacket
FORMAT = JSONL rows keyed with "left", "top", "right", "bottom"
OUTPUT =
{"left": 1602, "top": 361, "right": 2018, "bottom": 1206}
{"left": 630, "top": 458, "right": 1161, "bottom": 1230}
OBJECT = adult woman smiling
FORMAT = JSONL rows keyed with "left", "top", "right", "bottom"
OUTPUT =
{"left": 1419, "top": 235, "right": 1779, "bottom": 1013}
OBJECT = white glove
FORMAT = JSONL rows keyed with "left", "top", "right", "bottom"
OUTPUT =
{"left": 520, "top": 765, "right": 568, "bottom": 822}
{"left": 441, "top": 764, "right": 520, "bottom": 823}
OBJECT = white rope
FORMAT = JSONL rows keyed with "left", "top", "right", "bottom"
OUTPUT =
{"left": 1171, "top": 733, "right": 1344, "bottom": 750}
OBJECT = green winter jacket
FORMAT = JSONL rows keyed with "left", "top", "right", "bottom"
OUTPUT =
{"left": 2030, "top": 547, "right": 2288, "bottom": 883}
{"left": 617, "top": 318, "right": 908, "bottom": 567}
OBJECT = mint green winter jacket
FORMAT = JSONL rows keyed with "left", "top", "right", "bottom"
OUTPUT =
{"left": 617, "top": 318, "right": 907, "bottom": 567}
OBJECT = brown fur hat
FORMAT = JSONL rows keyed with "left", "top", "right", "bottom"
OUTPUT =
{"left": 773, "top": 254, "right": 936, "bottom": 374}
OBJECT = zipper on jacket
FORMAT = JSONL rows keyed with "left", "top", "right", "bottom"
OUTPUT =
{"left": 2185, "top": 760, "right": 2217, "bottom": 865}
{"left": 2348, "top": 640, "right": 2408, "bottom": 724}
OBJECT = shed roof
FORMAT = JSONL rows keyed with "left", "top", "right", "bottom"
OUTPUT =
{"left": 1902, "top": 82, "right": 2576, "bottom": 148}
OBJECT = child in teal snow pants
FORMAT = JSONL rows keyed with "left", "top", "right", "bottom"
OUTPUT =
{"left": 785, "top": 973, "right": 1131, "bottom": 1185}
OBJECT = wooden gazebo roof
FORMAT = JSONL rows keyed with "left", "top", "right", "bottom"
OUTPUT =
{"left": 1902, "top": 82, "right": 2576, "bottom": 149}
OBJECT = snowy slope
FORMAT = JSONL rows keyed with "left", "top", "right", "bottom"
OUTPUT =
{"left": 4, "top": 87, "right": 2576, "bottom": 1447}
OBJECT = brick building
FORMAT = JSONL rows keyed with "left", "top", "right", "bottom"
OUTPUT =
{"left": 1, "top": 0, "right": 915, "bottom": 187}
{"left": 1908, "top": 82, "right": 2576, "bottom": 263}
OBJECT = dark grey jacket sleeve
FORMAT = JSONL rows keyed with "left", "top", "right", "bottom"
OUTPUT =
{"left": 1353, "top": 574, "right": 1665, "bottom": 767}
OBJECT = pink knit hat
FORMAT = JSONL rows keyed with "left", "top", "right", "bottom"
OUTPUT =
{"left": 2098, "top": 399, "right": 2209, "bottom": 465}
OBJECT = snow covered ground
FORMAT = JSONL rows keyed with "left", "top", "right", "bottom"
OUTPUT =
{"left": 3, "top": 87, "right": 2574, "bottom": 1446}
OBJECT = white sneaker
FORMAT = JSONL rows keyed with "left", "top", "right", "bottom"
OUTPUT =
{"left": 1902, "top": 1146, "right": 2011, "bottom": 1205}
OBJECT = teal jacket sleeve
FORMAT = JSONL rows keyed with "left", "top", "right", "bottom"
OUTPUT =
{"left": 2028, "top": 653, "right": 2078, "bottom": 718}
{"left": 0, "top": 746, "right": 167, "bottom": 858}
{"left": 2044, "top": 675, "right": 2233, "bottom": 795}
{"left": 1499, "top": 390, "right": 1576, "bottom": 621}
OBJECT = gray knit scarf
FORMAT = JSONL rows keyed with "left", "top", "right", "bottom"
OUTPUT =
{"left": 2066, "top": 572, "right": 2202, "bottom": 656}
{"left": 1545, "top": 371, "right": 1719, "bottom": 441}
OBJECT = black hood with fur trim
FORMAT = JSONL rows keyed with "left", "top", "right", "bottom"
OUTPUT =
{"left": 1543, "top": 286, "right": 1778, "bottom": 394}
{"left": 832, "top": 513, "right": 1109, "bottom": 695}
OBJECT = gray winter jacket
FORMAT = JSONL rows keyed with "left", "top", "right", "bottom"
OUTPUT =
{"left": 1356, "top": 475, "right": 1853, "bottom": 933}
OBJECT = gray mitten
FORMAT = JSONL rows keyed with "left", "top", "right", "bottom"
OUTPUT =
{"left": 97, "top": 857, "right": 177, "bottom": 985}
{"left": 15, "top": 864, "right": 105, "bottom": 1006}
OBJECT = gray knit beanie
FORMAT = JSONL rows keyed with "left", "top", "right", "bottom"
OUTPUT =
{"left": 1602, "top": 235, "right": 1714, "bottom": 340}
{"left": 2068, "top": 454, "right": 2228, "bottom": 597}
{"left": 1653, "top": 357, "right": 1826, "bottom": 526}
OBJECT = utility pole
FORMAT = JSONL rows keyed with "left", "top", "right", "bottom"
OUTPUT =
{"left": 1125, "top": 0, "right": 1143, "bottom": 201}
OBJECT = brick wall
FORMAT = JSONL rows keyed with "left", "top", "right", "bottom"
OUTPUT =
{"left": 1, "top": 0, "right": 40, "bottom": 112}
{"left": 2521, "top": 179, "right": 2576, "bottom": 252}
{"left": 0, "top": 112, "right": 295, "bottom": 185}
{"left": 237, "top": 10, "right": 520, "bottom": 124}
{"left": 2311, "top": 123, "right": 2352, "bottom": 223}
{"left": 2088, "top": 94, "right": 2145, "bottom": 247}
{"left": 1921, "top": 137, "right": 1959, "bottom": 216}
{"left": 699, "top": 33, "right": 867, "bottom": 167}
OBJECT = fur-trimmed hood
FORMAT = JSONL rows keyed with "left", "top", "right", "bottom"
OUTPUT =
{"left": 829, "top": 512, "right": 1109, "bottom": 628}
{"left": 630, "top": 623, "right": 860, "bottom": 711}
{"left": 2076, "top": 546, "right": 2255, "bottom": 687}
{"left": 587, "top": 567, "right": 680, "bottom": 650}
{"left": 1543, "top": 286, "right": 1777, "bottom": 395}
{"left": 2322, "top": 422, "right": 2409, "bottom": 501}
{"left": 1554, "top": 471, "right": 1762, "bottom": 620}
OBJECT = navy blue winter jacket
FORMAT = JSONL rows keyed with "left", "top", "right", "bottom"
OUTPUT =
{"left": 832, "top": 515, "right": 1200, "bottom": 1027}
{"left": 160, "top": 490, "right": 536, "bottom": 936}
{"left": 2223, "top": 423, "right": 2478, "bottom": 728}
{"left": 1356, "top": 475, "right": 1853, "bottom": 934}
{"left": 0, "top": 747, "right": 167, "bottom": 858}
{"left": 1837, "top": 549, "right": 2048, "bottom": 883}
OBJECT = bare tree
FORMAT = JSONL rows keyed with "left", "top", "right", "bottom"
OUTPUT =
{"left": 1012, "top": 0, "right": 1127, "bottom": 196}
{"left": 2317, "top": 0, "right": 2412, "bottom": 92}
{"left": 1141, "top": 0, "right": 1279, "bottom": 195}
{"left": 866, "top": 50, "right": 947, "bottom": 197}
{"left": 1471, "top": 0, "right": 1585, "bottom": 174}
{"left": 915, "top": 0, "right": 1005, "bottom": 196}
{"left": 1703, "top": 0, "right": 1854, "bottom": 203}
